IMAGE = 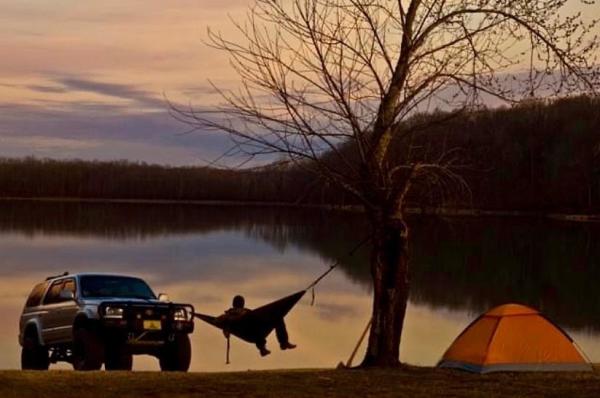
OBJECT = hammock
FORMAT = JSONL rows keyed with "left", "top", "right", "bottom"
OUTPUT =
{"left": 194, "top": 290, "right": 306, "bottom": 344}
{"left": 192, "top": 233, "right": 373, "bottom": 362}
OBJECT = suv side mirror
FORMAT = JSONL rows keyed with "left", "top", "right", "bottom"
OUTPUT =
{"left": 59, "top": 290, "right": 74, "bottom": 301}
{"left": 158, "top": 293, "right": 170, "bottom": 302}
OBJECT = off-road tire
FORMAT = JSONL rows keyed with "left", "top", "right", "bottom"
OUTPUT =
{"left": 105, "top": 344, "right": 133, "bottom": 371}
{"left": 21, "top": 331, "right": 49, "bottom": 370}
{"left": 72, "top": 327, "right": 104, "bottom": 371}
{"left": 159, "top": 334, "right": 191, "bottom": 371}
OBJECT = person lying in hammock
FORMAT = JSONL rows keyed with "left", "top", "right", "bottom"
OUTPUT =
{"left": 217, "top": 294, "right": 297, "bottom": 357}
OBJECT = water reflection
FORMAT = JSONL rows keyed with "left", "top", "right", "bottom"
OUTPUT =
{"left": 0, "top": 201, "right": 599, "bottom": 370}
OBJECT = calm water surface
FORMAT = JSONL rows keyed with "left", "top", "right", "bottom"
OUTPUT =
{"left": 0, "top": 201, "right": 599, "bottom": 371}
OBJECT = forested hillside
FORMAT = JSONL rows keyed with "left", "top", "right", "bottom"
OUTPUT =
{"left": 1, "top": 95, "right": 598, "bottom": 213}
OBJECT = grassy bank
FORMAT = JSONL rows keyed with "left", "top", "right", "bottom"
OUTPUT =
{"left": 1, "top": 367, "right": 599, "bottom": 398}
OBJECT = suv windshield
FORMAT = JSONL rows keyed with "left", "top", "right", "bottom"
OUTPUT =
{"left": 80, "top": 275, "right": 156, "bottom": 299}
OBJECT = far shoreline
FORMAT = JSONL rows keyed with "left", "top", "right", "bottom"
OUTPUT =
{"left": 1, "top": 196, "right": 600, "bottom": 223}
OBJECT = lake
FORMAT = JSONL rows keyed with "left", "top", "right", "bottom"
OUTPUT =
{"left": 1, "top": 200, "right": 599, "bottom": 371}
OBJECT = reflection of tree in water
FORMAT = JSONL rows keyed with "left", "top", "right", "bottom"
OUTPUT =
{"left": 0, "top": 201, "right": 338, "bottom": 240}
{"left": 2, "top": 201, "right": 600, "bottom": 331}
{"left": 240, "top": 212, "right": 372, "bottom": 288}
{"left": 408, "top": 217, "right": 600, "bottom": 331}
{"left": 249, "top": 214, "right": 600, "bottom": 332}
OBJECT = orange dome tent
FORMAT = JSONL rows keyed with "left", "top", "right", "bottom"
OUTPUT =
{"left": 438, "top": 303, "right": 592, "bottom": 373}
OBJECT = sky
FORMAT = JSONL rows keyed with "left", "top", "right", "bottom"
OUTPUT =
{"left": 0, "top": 0, "right": 252, "bottom": 166}
{"left": 1, "top": 1, "right": 598, "bottom": 166}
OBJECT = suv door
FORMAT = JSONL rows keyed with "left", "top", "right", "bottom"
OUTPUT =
{"left": 40, "top": 278, "right": 79, "bottom": 344}
{"left": 56, "top": 279, "right": 79, "bottom": 342}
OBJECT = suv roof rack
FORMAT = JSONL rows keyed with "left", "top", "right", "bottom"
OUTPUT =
{"left": 45, "top": 271, "right": 69, "bottom": 281}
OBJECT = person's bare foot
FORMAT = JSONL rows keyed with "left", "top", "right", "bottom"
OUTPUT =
{"left": 280, "top": 342, "right": 297, "bottom": 350}
{"left": 259, "top": 347, "right": 271, "bottom": 357}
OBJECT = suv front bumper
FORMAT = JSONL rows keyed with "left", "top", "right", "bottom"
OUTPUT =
{"left": 98, "top": 301, "right": 195, "bottom": 342}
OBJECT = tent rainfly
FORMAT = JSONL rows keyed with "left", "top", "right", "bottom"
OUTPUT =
{"left": 438, "top": 303, "right": 592, "bottom": 373}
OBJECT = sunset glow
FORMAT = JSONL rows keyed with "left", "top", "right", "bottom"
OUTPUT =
{"left": 2, "top": 1, "right": 598, "bottom": 166}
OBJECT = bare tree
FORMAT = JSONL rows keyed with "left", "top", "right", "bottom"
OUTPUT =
{"left": 173, "top": 0, "right": 599, "bottom": 367}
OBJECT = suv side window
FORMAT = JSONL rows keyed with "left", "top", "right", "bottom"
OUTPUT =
{"left": 43, "top": 279, "right": 76, "bottom": 304}
{"left": 43, "top": 281, "right": 64, "bottom": 305}
{"left": 25, "top": 282, "right": 48, "bottom": 307}
{"left": 63, "top": 279, "right": 76, "bottom": 298}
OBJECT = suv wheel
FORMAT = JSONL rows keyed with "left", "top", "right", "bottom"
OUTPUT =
{"left": 105, "top": 344, "right": 133, "bottom": 371}
{"left": 72, "top": 327, "right": 104, "bottom": 371}
{"left": 21, "top": 331, "right": 49, "bottom": 370}
{"left": 159, "top": 334, "right": 191, "bottom": 371}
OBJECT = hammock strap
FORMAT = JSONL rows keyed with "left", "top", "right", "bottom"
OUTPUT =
{"left": 305, "top": 264, "right": 336, "bottom": 290}
{"left": 311, "top": 286, "right": 315, "bottom": 306}
{"left": 226, "top": 334, "right": 231, "bottom": 365}
{"left": 304, "top": 232, "right": 373, "bottom": 291}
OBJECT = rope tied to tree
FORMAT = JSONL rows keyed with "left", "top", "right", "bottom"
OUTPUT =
{"left": 304, "top": 231, "right": 373, "bottom": 301}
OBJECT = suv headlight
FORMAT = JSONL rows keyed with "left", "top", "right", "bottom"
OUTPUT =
{"left": 173, "top": 308, "right": 187, "bottom": 321}
{"left": 104, "top": 306, "right": 124, "bottom": 319}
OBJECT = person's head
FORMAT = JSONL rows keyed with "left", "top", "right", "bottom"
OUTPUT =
{"left": 232, "top": 295, "right": 245, "bottom": 309}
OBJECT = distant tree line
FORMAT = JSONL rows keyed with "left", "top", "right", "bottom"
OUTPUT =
{"left": 0, "top": 158, "right": 313, "bottom": 204}
{"left": 412, "top": 94, "right": 600, "bottom": 213}
{"left": 0, "top": 95, "right": 599, "bottom": 213}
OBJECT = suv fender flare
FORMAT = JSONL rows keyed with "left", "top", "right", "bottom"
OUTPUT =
{"left": 73, "top": 314, "right": 89, "bottom": 330}
{"left": 22, "top": 321, "right": 43, "bottom": 346}
{"left": 73, "top": 313, "right": 102, "bottom": 332}
{"left": 80, "top": 306, "right": 102, "bottom": 321}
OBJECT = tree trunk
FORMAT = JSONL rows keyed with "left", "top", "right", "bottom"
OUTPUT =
{"left": 360, "top": 216, "right": 410, "bottom": 367}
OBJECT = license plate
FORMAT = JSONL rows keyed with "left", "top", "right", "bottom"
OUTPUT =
{"left": 143, "top": 320, "right": 162, "bottom": 330}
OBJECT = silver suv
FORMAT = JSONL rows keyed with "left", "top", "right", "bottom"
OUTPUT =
{"left": 19, "top": 272, "right": 195, "bottom": 371}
